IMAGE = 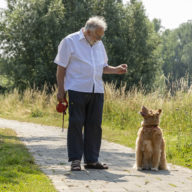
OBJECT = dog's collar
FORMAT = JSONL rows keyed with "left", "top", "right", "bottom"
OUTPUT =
{"left": 142, "top": 125, "right": 158, "bottom": 128}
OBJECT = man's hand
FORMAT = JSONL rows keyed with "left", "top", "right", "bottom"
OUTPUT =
{"left": 57, "top": 91, "right": 67, "bottom": 103}
{"left": 115, "top": 64, "right": 128, "bottom": 74}
{"left": 103, "top": 64, "right": 128, "bottom": 74}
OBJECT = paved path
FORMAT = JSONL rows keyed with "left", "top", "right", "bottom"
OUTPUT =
{"left": 0, "top": 118, "right": 191, "bottom": 192}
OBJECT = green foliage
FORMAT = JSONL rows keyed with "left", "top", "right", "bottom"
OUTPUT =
{"left": 152, "top": 18, "right": 162, "bottom": 33}
{"left": 31, "top": 108, "right": 44, "bottom": 117}
{"left": 0, "top": 0, "right": 65, "bottom": 91}
{"left": 103, "top": 0, "right": 162, "bottom": 91}
{"left": 161, "top": 21, "right": 192, "bottom": 89}
{"left": 0, "top": 0, "right": 162, "bottom": 92}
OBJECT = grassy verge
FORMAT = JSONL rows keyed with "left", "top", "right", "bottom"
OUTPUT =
{"left": 103, "top": 83, "right": 192, "bottom": 168}
{"left": 0, "top": 84, "right": 191, "bottom": 169}
{"left": 0, "top": 128, "right": 57, "bottom": 192}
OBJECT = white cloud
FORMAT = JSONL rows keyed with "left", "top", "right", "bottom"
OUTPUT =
{"left": 142, "top": 0, "right": 192, "bottom": 29}
{"left": 123, "top": 0, "right": 192, "bottom": 29}
{"left": 0, "top": 0, "right": 7, "bottom": 9}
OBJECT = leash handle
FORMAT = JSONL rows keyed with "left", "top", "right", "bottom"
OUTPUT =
{"left": 56, "top": 98, "right": 68, "bottom": 132}
{"left": 56, "top": 98, "right": 68, "bottom": 113}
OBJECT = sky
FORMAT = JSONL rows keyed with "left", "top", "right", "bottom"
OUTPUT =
{"left": 0, "top": 0, "right": 192, "bottom": 30}
{"left": 0, "top": 0, "right": 6, "bottom": 8}
{"left": 124, "top": 0, "right": 192, "bottom": 29}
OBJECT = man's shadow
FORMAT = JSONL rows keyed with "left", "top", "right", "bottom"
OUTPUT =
{"left": 54, "top": 169, "right": 128, "bottom": 182}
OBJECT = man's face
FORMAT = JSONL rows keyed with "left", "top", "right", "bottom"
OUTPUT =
{"left": 89, "top": 27, "right": 104, "bottom": 44}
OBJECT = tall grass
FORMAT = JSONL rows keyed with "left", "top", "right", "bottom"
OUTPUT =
{"left": 103, "top": 82, "right": 192, "bottom": 168}
{"left": 0, "top": 81, "right": 191, "bottom": 169}
{"left": 0, "top": 85, "right": 66, "bottom": 127}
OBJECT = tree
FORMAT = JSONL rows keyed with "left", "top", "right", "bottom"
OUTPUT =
{"left": 0, "top": 0, "right": 65, "bottom": 91}
{"left": 0, "top": 0, "right": 163, "bottom": 92}
{"left": 105, "top": 0, "right": 162, "bottom": 91}
{"left": 152, "top": 18, "right": 162, "bottom": 33}
{"left": 161, "top": 21, "right": 192, "bottom": 87}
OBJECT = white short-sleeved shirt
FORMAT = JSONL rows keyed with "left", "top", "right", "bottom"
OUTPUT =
{"left": 54, "top": 29, "right": 108, "bottom": 93}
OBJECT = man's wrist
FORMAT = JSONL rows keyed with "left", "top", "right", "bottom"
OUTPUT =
{"left": 63, "top": 91, "right": 67, "bottom": 97}
{"left": 114, "top": 66, "right": 119, "bottom": 74}
{"left": 57, "top": 91, "right": 66, "bottom": 97}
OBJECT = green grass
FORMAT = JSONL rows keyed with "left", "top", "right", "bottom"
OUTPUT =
{"left": 0, "top": 83, "right": 191, "bottom": 169}
{"left": 102, "top": 84, "right": 192, "bottom": 169}
{"left": 0, "top": 128, "right": 57, "bottom": 192}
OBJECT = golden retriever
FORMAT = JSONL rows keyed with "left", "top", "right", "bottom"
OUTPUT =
{"left": 135, "top": 106, "right": 167, "bottom": 171}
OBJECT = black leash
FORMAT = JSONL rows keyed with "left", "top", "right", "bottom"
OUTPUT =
{"left": 62, "top": 111, "right": 65, "bottom": 132}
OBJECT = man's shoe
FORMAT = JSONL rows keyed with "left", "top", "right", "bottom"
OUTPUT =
{"left": 84, "top": 162, "right": 108, "bottom": 169}
{"left": 71, "top": 160, "right": 81, "bottom": 171}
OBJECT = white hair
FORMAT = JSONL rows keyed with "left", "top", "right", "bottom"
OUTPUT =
{"left": 85, "top": 16, "right": 107, "bottom": 32}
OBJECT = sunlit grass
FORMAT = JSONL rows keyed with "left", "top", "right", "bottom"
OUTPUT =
{"left": 0, "top": 128, "right": 57, "bottom": 192}
{"left": 0, "top": 82, "right": 191, "bottom": 169}
{"left": 103, "top": 82, "right": 192, "bottom": 168}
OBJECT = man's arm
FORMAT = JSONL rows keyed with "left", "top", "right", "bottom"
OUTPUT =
{"left": 103, "top": 64, "right": 127, "bottom": 74}
{"left": 56, "top": 65, "right": 66, "bottom": 102}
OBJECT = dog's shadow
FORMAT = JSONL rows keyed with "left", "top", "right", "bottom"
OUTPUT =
{"left": 137, "top": 169, "right": 171, "bottom": 175}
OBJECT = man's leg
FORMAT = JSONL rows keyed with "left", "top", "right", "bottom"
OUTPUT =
{"left": 67, "top": 90, "right": 86, "bottom": 162}
{"left": 84, "top": 93, "right": 104, "bottom": 163}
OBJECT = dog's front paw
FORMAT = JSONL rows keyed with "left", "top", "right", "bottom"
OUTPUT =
{"left": 137, "top": 167, "right": 143, "bottom": 171}
{"left": 151, "top": 167, "right": 158, "bottom": 171}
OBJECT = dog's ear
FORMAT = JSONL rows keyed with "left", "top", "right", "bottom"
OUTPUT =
{"left": 158, "top": 109, "right": 162, "bottom": 114}
{"left": 140, "top": 106, "right": 148, "bottom": 117}
{"left": 142, "top": 106, "right": 148, "bottom": 113}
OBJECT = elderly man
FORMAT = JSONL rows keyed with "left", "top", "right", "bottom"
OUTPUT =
{"left": 54, "top": 16, "right": 127, "bottom": 171}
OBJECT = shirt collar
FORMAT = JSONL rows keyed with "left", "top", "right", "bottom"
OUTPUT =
{"left": 79, "top": 28, "right": 85, "bottom": 40}
{"left": 79, "top": 28, "right": 101, "bottom": 46}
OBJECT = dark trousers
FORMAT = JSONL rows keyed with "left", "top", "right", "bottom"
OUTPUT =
{"left": 67, "top": 90, "right": 104, "bottom": 163}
